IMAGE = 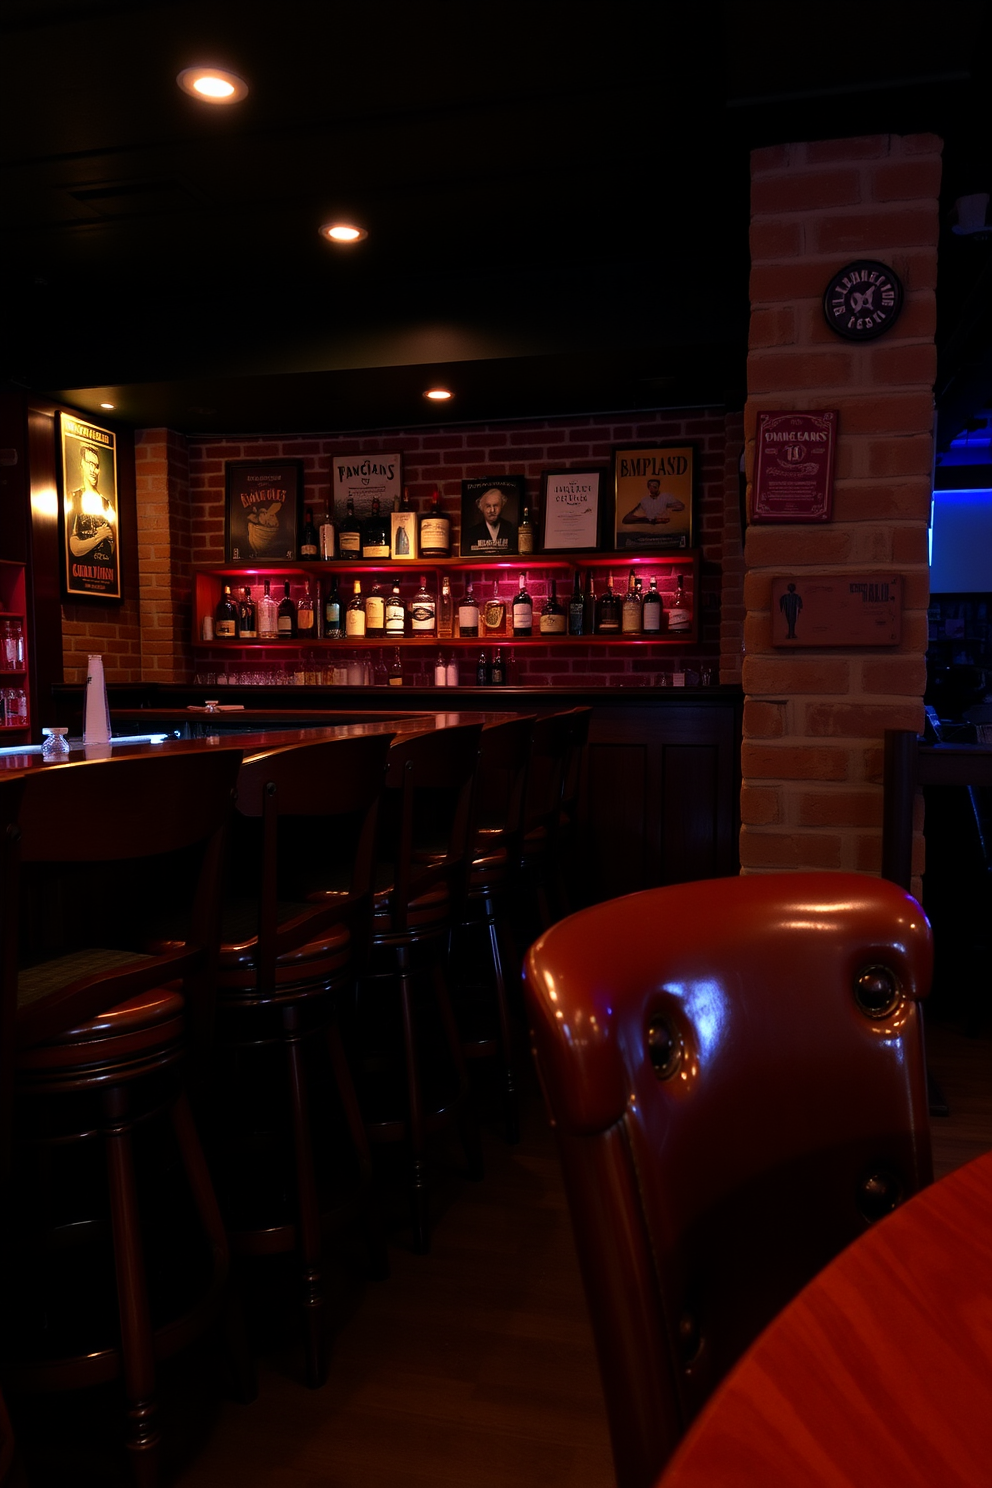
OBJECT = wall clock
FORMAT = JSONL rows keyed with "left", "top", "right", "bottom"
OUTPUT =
{"left": 822, "top": 260, "right": 904, "bottom": 341}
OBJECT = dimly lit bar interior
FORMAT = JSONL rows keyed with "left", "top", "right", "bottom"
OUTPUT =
{"left": 1, "top": 3, "right": 990, "bottom": 1484}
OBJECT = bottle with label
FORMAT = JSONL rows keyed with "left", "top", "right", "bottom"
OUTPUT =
{"left": 438, "top": 575, "right": 454, "bottom": 638}
{"left": 318, "top": 508, "right": 336, "bottom": 559}
{"left": 362, "top": 497, "right": 390, "bottom": 560}
{"left": 277, "top": 580, "right": 297, "bottom": 637}
{"left": 339, "top": 497, "right": 362, "bottom": 559}
{"left": 512, "top": 573, "right": 533, "bottom": 636}
{"left": 214, "top": 584, "right": 239, "bottom": 640}
{"left": 324, "top": 576, "right": 343, "bottom": 638}
{"left": 583, "top": 569, "right": 597, "bottom": 636}
{"left": 300, "top": 506, "right": 318, "bottom": 559}
{"left": 596, "top": 571, "right": 621, "bottom": 635}
{"left": 257, "top": 578, "right": 278, "bottom": 638}
{"left": 297, "top": 579, "right": 316, "bottom": 636}
{"left": 420, "top": 487, "right": 451, "bottom": 558}
{"left": 458, "top": 579, "right": 480, "bottom": 638}
{"left": 491, "top": 648, "right": 505, "bottom": 685}
{"left": 434, "top": 651, "right": 447, "bottom": 687}
{"left": 540, "top": 578, "right": 566, "bottom": 635}
{"left": 483, "top": 579, "right": 506, "bottom": 638}
{"left": 568, "top": 571, "right": 584, "bottom": 636}
{"left": 346, "top": 579, "right": 366, "bottom": 637}
{"left": 409, "top": 574, "right": 436, "bottom": 636}
{"left": 668, "top": 573, "right": 692, "bottom": 633}
{"left": 621, "top": 570, "right": 642, "bottom": 634}
{"left": 476, "top": 650, "right": 489, "bottom": 686}
{"left": 365, "top": 579, "right": 385, "bottom": 637}
{"left": 238, "top": 585, "right": 257, "bottom": 639}
{"left": 518, "top": 506, "right": 535, "bottom": 555}
{"left": 385, "top": 582, "right": 406, "bottom": 637}
{"left": 388, "top": 648, "right": 404, "bottom": 686}
{"left": 641, "top": 575, "right": 663, "bottom": 633}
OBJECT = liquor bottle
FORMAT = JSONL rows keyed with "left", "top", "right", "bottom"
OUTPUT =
{"left": 596, "top": 571, "right": 620, "bottom": 634}
{"left": 434, "top": 651, "right": 447, "bottom": 687}
{"left": 483, "top": 579, "right": 506, "bottom": 638}
{"left": 214, "top": 584, "right": 239, "bottom": 639}
{"left": 438, "top": 575, "right": 454, "bottom": 639}
{"left": 476, "top": 650, "right": 489, "bottom": 686}
{"left": 583, "top": 569, "right": 597, "bottom": 636}
{"left": 409, "top": 574, "right": 436, "bottom": 636}
{"left": 238, "top": 585, "right": 257, "bottom": 639}
{"left": 324, "top": 576, "right": 343, "bottom": 638}
{"left": 277, "top": 580, "right": 297, "bottom": 637}
{"left": 339, "top": 497, "right": 362, "bottom": 559}
{"left": 621, "top": 570, "right": 642, "bottom": 634}
{"left": 297, "top": 578, "right": 316, "bottom": 636}
{"left": 346, "top": 578, "right": 366, "bottom": 637}
{"left": 420, "top": 486, "right": 451, "bottom": 558}
{"left": 458, "top": 580, "right": 480, "bottom": 638}
{"left": 385, "top": 582, "right": 406, "bottom": 637}
{"left": 568, "top": 570, "right": 584, "bottom": 636}
{"left": 362, "top": 497, "right": 390, "bottom": 560}
{"left": 491, "top": 648, "right": 505, "bottom": 684}
{"left": 257, "top": 578, "right": 278, "bottom": 638}
{"left": 642, "top": 575, "right": 663, "bottom": 633}
{"left": 318, "top": 507, "right": 336, "bottom": 559}
{"left": 365, "top": 578, "right": 385, "bottom": 637}
{"left": 540, "top": 577, "right": 566, "bottom": 635}
{"left": 300, "top": 506, "right": 318, "bottom": 559}
{"left": 388, "top": 648, "right": 404, "bottom": 686}
{"left": 668, "top": 573, "right": 692, "bottom": 633}
{"left": 512, "top": 572, "right": 533, "bottom": 637}
{"left": 518, "top": 506, "right": 535, "bottom": 555}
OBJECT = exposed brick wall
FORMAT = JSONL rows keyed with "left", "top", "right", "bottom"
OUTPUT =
{"left": 721, "top": 411, "right": 745, "bottom": 684}
{"left": 742, "top": 134, "right": 940, "bottom": 886}
{"left": 134, "top": 429, "right": 194, "bottom": 682}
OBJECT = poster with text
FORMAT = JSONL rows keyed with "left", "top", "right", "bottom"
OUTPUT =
{"left": 612, "top": 444, "right": 694, "bottom": 550}
{"left": 225, "top": 460, "right": 301, "bottom": 562}
{"left": 59, "top": 413, "right": 121, "bottom": 599}
{"left": 331, "top": 452, "right": 402, "bottom": 522}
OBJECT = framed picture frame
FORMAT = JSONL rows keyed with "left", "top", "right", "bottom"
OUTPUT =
{"left": 331, "top": 451, "right": 402, "bottom": 523}
{"left": 460, "top": 475, "right": 525, "bottom": 557}
{"left": 612, "top": 443, "right": 695, "bottom": 551}
{"left": 225, "top": 460, "right": 302, "bottom": 563}
{"left": 540, "top": 468, "right": 605, "bottom": 552}
{"left": 59, "top": 412, "right": 121, "bottom": 600}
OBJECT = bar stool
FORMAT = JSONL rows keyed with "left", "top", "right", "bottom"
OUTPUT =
{"left": 0, "top": 749, "right": 244, "bottom": 1488}
{"left": 213, "top": 731, "right": 393, "bottom": 1389}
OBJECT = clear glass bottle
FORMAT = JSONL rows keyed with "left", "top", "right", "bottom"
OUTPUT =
{"left": 512, "top": 572, "right": 533, "bottom": 637}
{"left": 346, "top": 578, "right": 366, "bottom": 637}
{"left": 434, "top": 651, "right": 447, "bottom": 687}
{"left": 540, "top": 577, "right": 566, "bottom": 635}
{"left": 409, "top": 574, "right": 436, "bottom": 636}
{"left": 324, "top": 576, "right": 343, "bottom": 638}
{"left": 318, "top": 507, "right": 336, "bottom": 559}
{"left": 419, "top": 487, "right": 451, "bottom": 558}
{"left": 641, "top": 575, "right": 663, "bottom": 633}
{"left": 238, "top": 585, "right": 256, "bottom": 639}
{"left": 362, "top": 496, "right": 390, "bottom": 560}
{"left": 458, "top": 579, "right": 480, "bottom": 638}
{"left": 385, "top": 582, "right": 406, "bottom": 638}
{"left": 365, "top": 578, "right": 385, "bottom": 638}
{"left": 297, "top": 579, "right": 316, "bottom": 636}
{"left": 257, "top": 578, "right": 278, "bottom": 639}
{"left": 568, "top": 570, "right": 584, "bottom": 636}
{"left": 214, "top": 584, "right": 239, "bottom": 639}
{"left": 668, "top": 573, "right": 692, "bottom": 633}
{"left": 300, "top": 506, "right": 318, "bottom": 559}
{"left": 339, "top": 497, "right": 362, "bottom": 559}
{"left": 621, "top": 570, "right": 642, "bottom": 634}
{"left": 596, "top": 571, "right": 620, "bottom": 634}
{"left": 518, "top": 506, "right": 535, "bottom": 555}
{"left": 438, "top": 575, "right": 454, "bottom": 639}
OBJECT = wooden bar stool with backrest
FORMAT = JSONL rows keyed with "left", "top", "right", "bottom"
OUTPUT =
{"left": 523, "top": 872, "right": 933, "bottom": 1488}
{"left": 0, "top": 749, "right": 244, "bottom": 1488}
{"left": 212, "top": 731, "right": 393, "bottom": 1389}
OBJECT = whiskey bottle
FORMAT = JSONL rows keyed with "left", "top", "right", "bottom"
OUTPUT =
{"left": 621, "top": 570, "right": 642, "bottom": 635}
{"left": 238, "top": 585, "right": 257, "bottom": 639}
{"left": 214, "top": 584, "right": 239, "bottom": 639}
{"left": 385, "top": 582, "right": 406, "bottom": 637}
{"left": 346, "top": 579, "right": 366, "bottom": 637}
{"left": 318, "top": 507, "right": 336, "bottom": 559}
{"left": 668, "top": 573, "right": 692, "bottom": 633}
{"left": 512, "top": 573, "right": 533, "bottom": 637}
{"left": 483, "top": 579, "right": 506, "bottom": 638}
{"left": 362, "top": 497, "right": 390, "bottom": 560}
{"left": 438, "top": 575, "right": 454, "bottom": 639}
{"left": 476, "top": 650, "right": 490, "bottom": 686}
{"left": 491, "top": 648, "right": 505, "bottom": 684}
{"left": 388, "top": 648, "right": 404, "bottom": 685}
{"left": 420, "top": 486, "right": 451, "bottom": 558}
{"left": 539, "top": 577, "right": 566, "bottom": 635}
{"left": 583, "top": 569, "right": 597, "bottom": 636}
{"left": 257, "top": 578, "right": 278, "bottom": 638}
{"left": 297, "top": 579, "right": 316, "bottom": 636}
{"left": 409, "top": 574, "right": 436, "bottom": 637}
{"left": 518, "top": 506, "right": 535, "bottom": 555}
{"left": 300, "top": 506, "right": 318, "bottom": 559}
{"left": 642, "top": 576, "right": 663, "bottom": 633}
{"left": 277, "top": 580, "right": 297, "bottom": 637}
{"left": 458, "top": 579, "right": 480, "bottom": 638}
{"left": 324, "top": 576, "right": 343, "bottom": 638}
{"left": 596, "top": 571, "right": 620, "bottom": 634}
{"left": 339, "top": 497, "right": 362, "bottom": 559}
{"left": 568, "top": 571, "right": 584, "bottom": 636}
{"left": 365, "top": 579, "right": 385, "bottom": 638}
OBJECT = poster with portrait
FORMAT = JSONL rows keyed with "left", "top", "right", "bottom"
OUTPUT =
{"left": 225, "top": 460, "right": 302, "bottom": 563}
{"left": 460, "top": 475, "right": 524, "bottom": 557}
{"left": 59, "top": 413, "right": 121, "bottom": 599}
{"left": 612, "top": 444, "right": 694, "bottom": 551}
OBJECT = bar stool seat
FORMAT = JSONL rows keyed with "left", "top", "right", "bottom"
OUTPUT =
{"left": 218, "top": 903, "right": 351, "bottom": 986}
{"left": 17, "top": 982, "right": 185, "bottom": 1072}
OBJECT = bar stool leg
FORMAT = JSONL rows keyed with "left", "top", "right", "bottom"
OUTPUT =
{"left": 430, "top": 959, "right": 484, "bottom": 1181}
{"left": 397, "top": 948, "right": 430, "bottom": 1253}
{"left": 283, "top": 1008, "right": 326, "bottom": 1388}
{"left": 325, "top": 1018, "right": 390, "bottom": 1280}
{"left": 484, "top": 900, "right": 520, "bottom": 1145}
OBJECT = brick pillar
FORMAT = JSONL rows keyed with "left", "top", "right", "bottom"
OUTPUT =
{"left": 134, "top": 428, "right": 193, "bottom": 683}
{"left": 742, "top": 134, "right": 941, "bottom": 888}
{"left": 721, "top": 410, "right": 745, "bottom": 685}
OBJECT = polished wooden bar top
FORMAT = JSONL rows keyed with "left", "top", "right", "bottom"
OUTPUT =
{"left": 659, "top": 1149, "right": 992, "bottom": 1488}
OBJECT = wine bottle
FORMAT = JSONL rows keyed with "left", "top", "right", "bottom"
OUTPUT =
{"left": 297, "top": 578, "right": 316, "bottom": 635}
{"left": 318, "top": 508, "right": 336, "bottom": 559}
{"left": 540, "top": 577, "right": 566, "bottom": 635}
{"left": 420, "top": 486, "right": 451, "bottom": 558}
{"left": 409, "top": 574, "right": 436, "bottom": 636}
{"left": 642, "top": 575, "right": 663, "bottom": 633}
{"left": 621, "top": 570, "right": 642, "bottom": 634}
{"left": 277, "top": 580, "right": 297, "bottom": 637}
{"left": 458, "top": 579, "right": 480, "bottom": 638}
{"left": 491, "top": 647, "right": 505, "bottom": 684}
{"left": 257, "top": 578, "right": 278, "bottom": 639}
{"left": 238, "top": 585, "right": 257, "bottom": 639}
{"left": 324, "top": 576, "right": 343, "bottom": 638}
{"left": 362, "top": 496, "right": 390, "bottom": 560}
{"left": 568, "top": 571, "right": 584, "bottom": 636}
{"left": 476, "top": 650, "right": 489, "bottom": 686}
{"left": 597, "top": 571, "right": 620, "bottom": 634}
{"left": 583, "top": 569, "right": 597, "bottom": 636}
{"left": 346, "top": 579, "right": 366, "bottom": 637}
{"left": 438, "top": 575, "right": 454, "bottom": 639}
{"left": 339, "top": 497, "right": 362, "bottom": 559}
{"left": 668, "top": 573, "right": 692, "bottom": 633}
{"left": 365, "top": 579, "right": 385, "bottom": 638}
{"left": 300, "top": 506, "right": 318, "bottom": 559}
{"left": 388, "top": 648, "right": 404, "bottom": 685}
{"left": 512, "top": 573, "right": 533, "bottom": 637}
{"left": 483, "top": 579, "right": 506, "bottom": 638}
{"left": 518, "top": 506, "right": 535, "bottom": 555}
{"left": 385, "top": 581, "right": 406, "bottom": 637}
{"left": 214, "top": 584, "right": 239, "bottom": 639}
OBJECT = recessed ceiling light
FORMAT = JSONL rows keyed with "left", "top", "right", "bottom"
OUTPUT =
{"left": 177, "top": 67, "right": 249, "bottom": 104}
{"left": 425, "top": 388, "right": 453, "bottom": 401}
{"left": 100, "top": 402, "right": 115, "bottom": 409}
{"left": 319, "top": 222, "right": 368, "bottom": 244}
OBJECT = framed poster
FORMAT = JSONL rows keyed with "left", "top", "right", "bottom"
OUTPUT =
{"left": 59, "top": 413, "right": 121, "bottom": 600}
{"left": 331, "top": 451, "right": 402, "bottom": 521}
{"left": 771, "top": 574, "right": 902, "bottom": 647}
{"left": 612, "top": 444, "right": 694, "bottom": 550}
{"left": 225, "top": 460, "right": 302, "bottom": 563}
{"left": 752, "top": 411, "right": 837, "bottom": 522}
{"left": 540, "top": 468, "right": 604, "bottom": 552}
{"left": 460, "top": 475, "right": 524, "bottom": 557}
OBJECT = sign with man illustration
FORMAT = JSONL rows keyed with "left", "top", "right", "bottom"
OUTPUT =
{"left": 612, "top": 444, "right": 694, "bottom": 550}
{"left": 771, "top": 574, "right": 902, "bottom": 646}
{"left": 59, "top": 414, "right": 120, "bottom": 599}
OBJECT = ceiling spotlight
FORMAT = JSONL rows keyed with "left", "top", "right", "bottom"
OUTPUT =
{"left": 319, "top": 223, "right": 368, "bottom": 244}
{"left": 99, "top": 402, "right": 115, "bottom": 409}
{"left": 177, "top": 67, "right": 249, "bottom": 104}
{"left": 425, "top": 388, "right": 453, "bottom": 401}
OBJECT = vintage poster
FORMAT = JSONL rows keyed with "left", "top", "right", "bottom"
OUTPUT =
{"left": 771, "top": 574, "right": 902, "bottom": 647}
{"left": 225, "top": 460, "right": 302, "bottom": 562}
{"left": 460, "top": 475, "right": 525, "bottom": 557}
{"left": 331, "top": 451, "right": 402, "bottom": 521}
{"left": 612, "top": 445, "right": 694, "bottom": 550}
{"left": 59, "top": 413, "right": 121, "bottom": 600}
{"left": 752, "top": 411, "right": 837, "bottom": 522}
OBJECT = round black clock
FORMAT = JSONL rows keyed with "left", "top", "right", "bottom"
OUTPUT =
{"left": 823, "top": 260, "right": 904, "bottom": 341}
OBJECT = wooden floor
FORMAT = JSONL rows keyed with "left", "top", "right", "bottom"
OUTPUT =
{"left": 11, "top": 1014, "right": 991, "bottom": 1488}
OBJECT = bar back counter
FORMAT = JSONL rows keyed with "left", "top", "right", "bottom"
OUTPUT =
{"left": 52, "top": 682, "right": 743, "bottom": 905}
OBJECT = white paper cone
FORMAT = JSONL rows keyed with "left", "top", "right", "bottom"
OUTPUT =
{"left": 84, "top": 653, "right": 112, "bottom": 744}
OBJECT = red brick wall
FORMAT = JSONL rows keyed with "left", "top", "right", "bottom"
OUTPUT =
{"left": 742, "top": 134, "right": 940, "bottom": 885}
{"left": 134, "top": 429, "right": 193, "bottom": 682}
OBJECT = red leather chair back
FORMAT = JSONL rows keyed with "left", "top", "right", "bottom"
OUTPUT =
{"left": 523, "top": 872, "right": 933, "bottom": 1488}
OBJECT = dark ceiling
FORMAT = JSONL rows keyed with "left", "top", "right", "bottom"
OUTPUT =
{"left": 2, "top": 0, "right": 991, "bottom": 440}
